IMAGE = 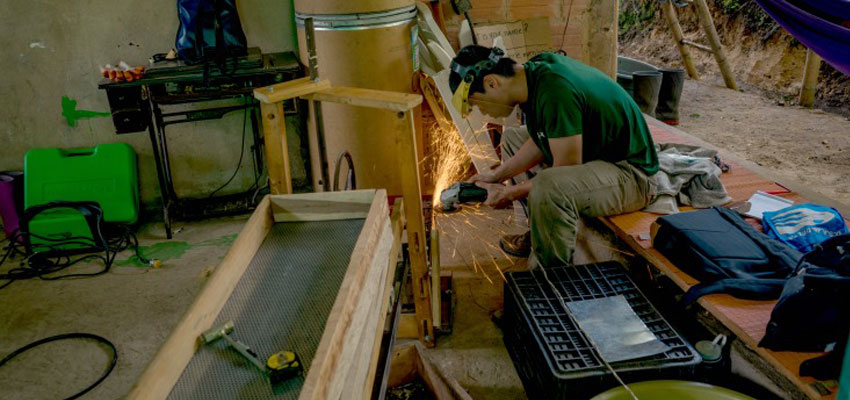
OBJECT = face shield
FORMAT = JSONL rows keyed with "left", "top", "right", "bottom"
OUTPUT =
{"left": 451, "top": 75, "right": 474, "bottom": 118}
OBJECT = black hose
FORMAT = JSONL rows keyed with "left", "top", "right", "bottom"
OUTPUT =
{"left": 332, "top": 151, "right": 356, "bottom": 191}
{"left": 0, "top": 333, "right": 118, "bottom": 400}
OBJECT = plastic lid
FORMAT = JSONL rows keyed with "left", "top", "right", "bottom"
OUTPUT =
{"left": 696, "top": 340, "right": 722, "bottom": 361}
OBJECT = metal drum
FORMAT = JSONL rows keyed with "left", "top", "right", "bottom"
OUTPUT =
{"left": 295, "top": 2, "right": 419, "bottom": 194}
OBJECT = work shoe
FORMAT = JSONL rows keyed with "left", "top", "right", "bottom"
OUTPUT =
{"left": 500, "top": 231, "right": 531, "bottom": 258}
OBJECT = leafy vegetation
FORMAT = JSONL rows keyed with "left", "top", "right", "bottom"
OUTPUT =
{"left": 619, "top": 0, "right": 659, "bottom": 39}
{"left": 618, "top": 0, "right": 780, "bottom": 40}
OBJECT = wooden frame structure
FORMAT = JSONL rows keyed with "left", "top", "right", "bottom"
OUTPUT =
{"left": 661, "top": 0, "right": 738, "bottom": 90}
{"left": 128, "top": 189, "right": 403, "bottom": 399}
{"left": 799, "top": 48, "right": 822, "bottom": 108}
{"left": 252, "top": 78, "right": 435, "bottom": 346}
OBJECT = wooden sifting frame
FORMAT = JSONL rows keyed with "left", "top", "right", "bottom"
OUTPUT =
{"left": 128, "top": 189, "right": 404, "bottom": 399}
{"left": 252, "top": 78, "right": 435, "bottom": 347}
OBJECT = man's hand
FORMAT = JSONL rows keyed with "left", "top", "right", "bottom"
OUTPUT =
{"left": 467, "top": 170, "right": 500, "bottom": 184}
{"left": 474, "top": 181, "right": 515, "bottom": 209}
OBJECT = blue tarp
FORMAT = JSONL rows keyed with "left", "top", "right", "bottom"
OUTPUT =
{"left": 753, "top": 0, "right": 850, "bottom": 76}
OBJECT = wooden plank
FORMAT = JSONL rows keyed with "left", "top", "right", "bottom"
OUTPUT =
{"left": 661, "top": 0, "right": 700, "bottom": 79}
{"left": 299, "top": 189, "right": 391, "bottom": 400}
{"left": 304, "top": 86, "right": 423, "bottom": 112}
{"left": 414, "top": 342, "right": 474, "bottom": 400}
{"left": 692, "top": 0, "right": 738, "bottom": 90}
{"left": 127, "top": 196, "right": 275, "bottom": 400}
{"left": 334, "top": 216, "right": 394, "bottom": 400}
{"left": 682, "top": 39, "right": 714, "bottom": 53}
{"left": 253, "top": 77, "right": 331, "bottom": 104}
{"left": 362, "top": 198, "right": 405, "bottom": 400}
{"left": 260, "top": 101, "right": 292, "bottom": 195}
{"left": 431, "top": 227, "right": 442, "bottom": 329}
{"left": 397, "top": 312, "right": 419, "bottom": 339}
{"left": 799, "top": 48, "right": 822, "bottom": 108}
{"left": 270, "top": 189, "right": 377, "bottom": 222}
{"left": 394, "top": 109, "right": 436, "bottom": 347}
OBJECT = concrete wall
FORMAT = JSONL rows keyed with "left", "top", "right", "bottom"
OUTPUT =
{"left": 0, "top": 0, "right": 301, "bottom": 208}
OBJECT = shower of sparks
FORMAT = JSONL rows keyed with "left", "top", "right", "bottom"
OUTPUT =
{"left": 425, "top": 118, "right": 473, "bottom": 210}
{"left": 424, "top": 115, "right": 513, "bottom": 283}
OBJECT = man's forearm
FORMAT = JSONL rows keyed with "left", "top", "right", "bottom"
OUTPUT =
{"left": 496, "top": 138, "right": 543, "bottom": 181}
{"left": 508, "top": 179, "right": 532, "bottom": 200}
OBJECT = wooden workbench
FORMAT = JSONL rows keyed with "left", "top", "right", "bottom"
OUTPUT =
{"left": 602, "top": 118, "right": 843, "bottom": 400}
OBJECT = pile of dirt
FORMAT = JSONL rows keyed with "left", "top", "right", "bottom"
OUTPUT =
{"left": 618, "top": 0, "right": 850, "bottom": 116}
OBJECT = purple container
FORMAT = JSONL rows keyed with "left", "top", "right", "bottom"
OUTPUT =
{"left": 0, "top": 171, "right": 24, "bottom": 239}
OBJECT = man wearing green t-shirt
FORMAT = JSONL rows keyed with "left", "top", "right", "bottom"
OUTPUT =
{"left": 449, "top": 45, "right": 658, "bottom": 267}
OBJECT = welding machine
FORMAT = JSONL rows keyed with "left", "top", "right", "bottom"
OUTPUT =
{"left": 22, "top": 201, "right": 105, "bottom": 253}
{"left": 23, "top": 143, "right": 139, "bottom": 251}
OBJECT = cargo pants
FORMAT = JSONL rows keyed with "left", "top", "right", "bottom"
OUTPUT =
{"left": 501, "top": 126, "right": 654, "bottom": 267}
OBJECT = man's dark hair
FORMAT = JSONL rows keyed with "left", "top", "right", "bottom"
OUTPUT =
{"left": 449, "top": 45, "right": 518, "bottom": 95}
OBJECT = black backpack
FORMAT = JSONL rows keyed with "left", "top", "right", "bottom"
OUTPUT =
{"left": 653, "top": 207, "right": 802, "bottom": 304}
{"left": 759, "top": 234, "right": 850, "bottom": 352}
{"left": 175, "top": 0, "right": 248, "bottom": 65}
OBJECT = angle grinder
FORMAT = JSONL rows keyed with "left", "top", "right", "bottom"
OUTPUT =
{"left": 439, "top": 182, "right": 489, "bottom": 212}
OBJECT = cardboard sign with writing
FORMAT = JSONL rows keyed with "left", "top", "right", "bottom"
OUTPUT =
{"left": 473, "top": 17, "right": 553, "bottom": 63}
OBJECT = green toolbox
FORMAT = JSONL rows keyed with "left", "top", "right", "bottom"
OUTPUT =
{"left": 24, "top": 143, "right": 139, "bottom": 250}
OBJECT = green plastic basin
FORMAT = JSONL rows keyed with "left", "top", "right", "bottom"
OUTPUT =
{"left": 591, "top": 380, "right": 756, "bottom": 400}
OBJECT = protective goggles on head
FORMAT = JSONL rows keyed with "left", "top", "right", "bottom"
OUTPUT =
{"left": 450, "top": 47, "right": 505, "bottom": 118}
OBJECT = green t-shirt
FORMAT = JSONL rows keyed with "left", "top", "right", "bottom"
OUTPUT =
{"left": 520, "top": 53, "right": 658, "bottom": 175}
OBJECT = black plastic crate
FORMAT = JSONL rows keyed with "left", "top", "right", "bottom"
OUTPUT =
{"left": 504, "top": 262, "right": 701, "bottom": 399}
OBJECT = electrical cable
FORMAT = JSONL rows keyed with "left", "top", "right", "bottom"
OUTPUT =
{"left": 0, "top": 333, "right": 118, "bottom": 400}
{"left": 558, "top": 0, "right": 577, "bottom": 54}
{"left": 208, "top": 96, "right": 249, "bottom": 198}
{"left": 0, "top": 219, "right": 153, "bottom": 290}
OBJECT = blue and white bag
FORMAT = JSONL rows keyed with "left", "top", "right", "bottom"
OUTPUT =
{"left": 762, "top": 204, "right": 848, "bottom": 253}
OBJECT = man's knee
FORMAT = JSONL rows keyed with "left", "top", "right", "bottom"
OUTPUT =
{"left": 530, "top": 168, "right": 578, "bottom": 205}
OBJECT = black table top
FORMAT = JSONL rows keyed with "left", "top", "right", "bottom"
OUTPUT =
{"left": 98, "top": 50, "right": 301, "bottom": 90}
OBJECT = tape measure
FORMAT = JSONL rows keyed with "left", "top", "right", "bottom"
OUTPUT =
{"left": 266, "top": 350, "right": 303, "bottom": 385}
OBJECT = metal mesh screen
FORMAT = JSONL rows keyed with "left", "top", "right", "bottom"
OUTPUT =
{"left": 169, "top": 219, "right": 365, "bottom": 399}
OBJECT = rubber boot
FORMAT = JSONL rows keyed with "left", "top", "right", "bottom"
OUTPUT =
{"left": 632, "top": 71, "right": 662, "bottom": 118}
{"left": 656, "top": 68, "right": 685, "bottom": 125}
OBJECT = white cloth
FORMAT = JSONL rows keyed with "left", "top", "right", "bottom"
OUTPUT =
{"left": 644, "top": 143, "right": 732, "bottom": 214}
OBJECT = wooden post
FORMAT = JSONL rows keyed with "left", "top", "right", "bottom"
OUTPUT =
{"left": 799, "top": 48, "right": 821, "bottom": 108}
{"left": 431, "top": 227, "right": 441, "bottom": 330}
{"left": 692, "top": 0, "right": 738, "bottom": 90}
{"left": 395, "top": 109, "right": 435, "bottom": 347}
{"left": 260, "top": 101, "right": 292, "bottom": 194}
{"left": 661, "top": 1, "right": 699, "bottom": 79}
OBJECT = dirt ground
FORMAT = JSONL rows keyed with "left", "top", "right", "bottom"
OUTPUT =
{"left": 664, "top": 75, "right": 850, "bottom": 209}
{"left": 619, "top": 1, "right": 850, "bottom": 210}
